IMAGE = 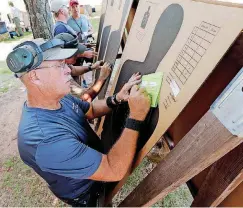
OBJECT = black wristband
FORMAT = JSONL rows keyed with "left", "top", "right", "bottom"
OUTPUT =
{"left": 88, "top": 65, "right": 92, "bottom": 71}
{"left": 106, "top": 96, "right": 117, "bottom": 109}
{"left": 125, "top": 118, "right": 144, "bottom": 132}
{"left": 113, "top": 94, "right": 121, "bottom": 105}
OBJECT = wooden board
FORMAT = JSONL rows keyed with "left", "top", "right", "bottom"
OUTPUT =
{"left": 219, "top": 181, "right": 243, "bottom": 207}
{"left": 96, "top": 0, "right": 108, "bottom": 52}
{"left": 101, "top": 0, "right": 243, "bottom": 200}
{"left": 192, "top": 143, "right": 243, "bottom": 207}
{"left": 119, "top": 111, "right": 243, "bottom": 207}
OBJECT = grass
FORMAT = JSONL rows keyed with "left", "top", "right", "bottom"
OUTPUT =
{"left": 0, "top": 156, "right": 193, "bottom": 207}
{"left": 0, "top": 66, "right": 11, "bottom": 75}
{"left": 113, "top": 158, "right": 193, "bottom": 207}
{"left": 90, "top": 16, "right": 100, "bottom": 41}
{"left": 0, "top": 156, "right": 67, "bottom": 207}
{"left": 0, "top": 62, "right": 15, "bottom": 94}
{"left": 90, "top": 18, "right": 100, "bottom": 35}
{"left": 0, "top": 86, "right": 9, "bottom": 93}
{"left": 1, "top": 32, "right": 33, "bottom": 43}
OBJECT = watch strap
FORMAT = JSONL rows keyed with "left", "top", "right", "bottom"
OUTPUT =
{"left": 106, "top": 96, "right": 117, "bottom": 109}
{"left": 113, "top": 94, "right": 125, "bottom": 104}
{"left": 125, "top": 118, "right": 144, "bottom": 131}
{"left": 88, "top": 65, "right": 92, "bottom": 71}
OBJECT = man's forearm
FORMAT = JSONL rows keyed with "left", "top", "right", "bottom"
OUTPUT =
{"left": 70, "top": 65, "right": 91, "bottom": 77}
{"left": 81, "top": 79, "right": 107, "bottom": 102}
{"left": 89, "top": 99, "right": 112, "bottom": 116}
{"left": 107, "top": 128, "right": 139, "bottom": 179}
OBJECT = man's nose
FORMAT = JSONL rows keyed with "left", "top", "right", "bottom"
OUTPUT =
{"left": 64, "top": 64, "right": 71, "bottom": 74}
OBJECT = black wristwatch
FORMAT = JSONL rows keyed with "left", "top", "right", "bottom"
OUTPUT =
{"left": 125, "top": 118, "right": 144, "bottom": 132}
{"left": 106, "top": 96, "right": 118, "bottom": 109}
{"left": 106, "top": 94, "right": 124, "bottom": 109}
{"left": 113, "top": 94, "right": 124, "bottom": 104}
{"left": 88, "top": 65, "right": 92, "bottom": 71}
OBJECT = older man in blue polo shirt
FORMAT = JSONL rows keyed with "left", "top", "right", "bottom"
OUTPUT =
{"left": 6, "top": 38, "right": 151, "bottom": 206}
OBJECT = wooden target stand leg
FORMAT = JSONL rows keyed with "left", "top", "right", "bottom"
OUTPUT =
{"left": 191, "top": 143, "right": 243, "bottom": 207}
{"left": 119, "top": 111, "right": 243, "bottom": 207}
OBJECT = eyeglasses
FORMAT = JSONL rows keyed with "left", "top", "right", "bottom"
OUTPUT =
{"left": 36, "top": 61, "right": 68, "bottom": 71}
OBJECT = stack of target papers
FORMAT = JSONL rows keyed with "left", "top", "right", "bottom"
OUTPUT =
{"left": 140, "top": 72, "right": 163, "bottom": 107}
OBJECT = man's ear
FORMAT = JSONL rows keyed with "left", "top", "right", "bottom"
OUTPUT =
{"left": 28, "top": 70, "right": 41, "bottom": 85}
{"left": 60, "top": 8, "right": 66, "bottom": 15}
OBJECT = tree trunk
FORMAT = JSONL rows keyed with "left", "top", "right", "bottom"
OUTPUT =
{"left": 23, "top": 0, "right": 53, "bottom": 39}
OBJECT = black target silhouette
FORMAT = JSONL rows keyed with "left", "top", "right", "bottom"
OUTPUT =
{"left": 101, "top": 4, "right": 184, "bottom": 153}
{"left": 98, "top": 0, "right": 132, "bottom": 98}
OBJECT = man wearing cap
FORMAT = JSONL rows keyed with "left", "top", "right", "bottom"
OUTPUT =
{"left": 50, "top": 0, "right": 97, "bottom": 59}
{"left": 55, "top": 32, "right": 109, "bottom": 100}
{"left": 7, "top": 38, "right": 151, "bottom": 206}
{"left": 68, "top": 0, "right": 93, "bottom": 43}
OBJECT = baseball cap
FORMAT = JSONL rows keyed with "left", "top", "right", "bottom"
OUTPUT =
{"left": 70, "top": 0, "right": 79, "bottom": 7}
{"left": 54, "top": 33, "right": 87, "bottom": 54}
{"left": 50, "top": 0, "right": 68, "bottom": 13}
{"left": 7, "top": 38, "right": 78, "bottom": 77}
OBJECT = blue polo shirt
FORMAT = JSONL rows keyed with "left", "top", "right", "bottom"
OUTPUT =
{"left": 18, "top": 94, "right": 102, "bottom": 199}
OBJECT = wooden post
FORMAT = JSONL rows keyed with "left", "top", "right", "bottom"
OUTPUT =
{"left": 119, "top": 111, "right": 243, "bottom": 207}
{"left": 192, "top": 143, "right": 243, "bottom": 207}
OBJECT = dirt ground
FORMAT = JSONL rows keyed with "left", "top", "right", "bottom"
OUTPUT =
{"left": 0, "top": 82, "right": 25, "bottom": 162}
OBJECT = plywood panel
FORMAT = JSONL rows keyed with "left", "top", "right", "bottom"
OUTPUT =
{"left": 101, "top": 0, "right": 243, "bottom": 200}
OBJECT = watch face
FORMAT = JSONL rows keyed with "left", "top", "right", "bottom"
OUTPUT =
{"left": 112, "top": 94, "right": 117, "bottom": 102}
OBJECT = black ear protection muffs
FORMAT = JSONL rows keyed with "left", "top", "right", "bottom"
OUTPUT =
{"left": 63, "top": 35, "right": 79, "bottom": 49}
{"left": 6, "top": 39, "right": 64, "bottom": 75}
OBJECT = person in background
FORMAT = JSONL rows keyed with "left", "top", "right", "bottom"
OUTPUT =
{"left": 55, "top": 33, "right": 109, "bottom": 101}
{"left": 68, "top": 0, "right": 93, "bottom": 44}
{"left": 68, "top": 0, "right": 96, "bottom": 88}
{"left": 50, "top": 0, "right": 97, "bottom": 88}
{"left": 50, "top": 0, "right": 96, "bottom": 59}
{"left": 8, "top": 1, "right": 24, "bottom": 37}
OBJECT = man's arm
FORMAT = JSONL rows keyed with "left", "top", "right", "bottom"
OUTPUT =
{"left": 89, "top": 86, "right": 151, "bottom": 181}
{"left": 81, "top": 62, "right": 111, "bottom": 102}
{"left": 69, "top": 60, "right": 103, "bottom": 77}
{"left": 78, "top": 50, "right": 98, "bottom": 59}
{"left": 85, "top": 72, "right": 142, "bottom": 119}
{"left": 70, "top": 65, "right": 91, "bottom": 77}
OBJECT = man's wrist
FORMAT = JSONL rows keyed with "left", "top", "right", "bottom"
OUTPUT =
{"left": 116, "top": 93, "right": 123, "bottom": 103}
{"left": 125, "top": 118, "right": 144, "bottom": 132}
{"left": 129, "top": 114, "right": 146, "bottom": 122}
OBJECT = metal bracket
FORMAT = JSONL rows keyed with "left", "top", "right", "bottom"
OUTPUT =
{"left": 211, "top": 67, "right": 243, "bottom": 137}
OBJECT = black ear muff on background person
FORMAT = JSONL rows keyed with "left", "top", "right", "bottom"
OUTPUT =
{"left": 54, "top": 33, "right": 87, "bottom": 54}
